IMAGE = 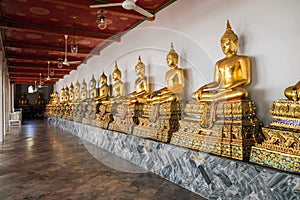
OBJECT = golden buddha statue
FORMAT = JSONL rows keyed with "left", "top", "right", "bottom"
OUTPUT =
{"left": 284, "top": 81, "right": 300, "bottom": 101}
{"left": 60, "top": 87, "right": 65, "bottom": 103}
{"left": 97, "top": 72, "right": 109, "bottom": 101}
{"left": 69, "top": 83, "right": 74, "bottom": 102}
{"left": 112, "top": 62, "right": 124, "bottom": 99}
{"left": 192, "top": 20, "right": 250, "bottom": 102}
{"left": 52, "top": 90, "right": 59, "bottom": 105}
{"left": 109, "top": 56, "right": 149, "bottom": 134}
{"left": 89, "top": 74, "right": 98, "bottom": 99}
{"left": 147, "top": 43, "right": 184, "bottom": 104}
{"left": 64, "top": 86, "right": 69, "bottom": 103}
{"left": 18, "top": 93, "right": 29, "bottom": 106}
{"left": 81, "top": 79, "right": 87, "bottom": 101}
{"left": 74, "top": 81, "right": 81, "bottom": 101}
{"left": 36, "top": 94, "right": 45, "bottom": 106}
{"left": 126, "top": 56, "right": 149, "bottom": 104}
{"left": 94, "top": 72, "right": 112, "bottom": 128}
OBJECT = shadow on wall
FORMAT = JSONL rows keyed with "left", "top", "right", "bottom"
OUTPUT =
{"left": 247, "top": 57, "right": 271, "bottom": 125}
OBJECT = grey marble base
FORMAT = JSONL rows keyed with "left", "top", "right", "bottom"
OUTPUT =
{"left": 50, "top": 117, "right": 300, "bottom": 200}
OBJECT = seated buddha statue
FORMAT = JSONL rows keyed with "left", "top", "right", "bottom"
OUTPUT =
{"left": 147, "top": 43, "right": 184, "bottom": 104}
{"left": 60, "top": 87, "right": 65, "bottom": 103}
{"left": 97, "top": 72, "right": 109, "bottom": 102}
{"left": 64, "top": 86, "right": 69, "bottom": 103}
{"left": 125, "top": 56, "right": 149, "bottom": 104}
{"left": 81, "top": 79, "right": 88, "bottom": 101}
{"left": 192, "top": 20, "right": 250, "bottom": 102}
{"left": 284, "top": 81, "right": 300, "bottom": 101}
{"left": 52, "top": 90, "right": 59, "bottom": 105}
{"left": 89, "top": 75, "right": 98, "bottom": 100}
{"left": 18, "top": 93, "right": 29, "bottom": 106}
{"left": 36, "top": 94, "right": 45, "bottom": 106}
{"left": 95, "top": 72, "right": 112, "bottom": 127}
{"left": 69, "top": 83, "right": 74, "bottom": 103}
{"left": 74, "top": 81, "right": 81, "bottom": 102}
{"left": 112, "top": 62, "right": 124, "bottom": 100}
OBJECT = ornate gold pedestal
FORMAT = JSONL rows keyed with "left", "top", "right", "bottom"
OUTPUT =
{"left": 82, "top": 100, "right": 97, "bottom": 125}
{"left": 57, "top": 103, "right": 66, "bottom": 118}
{"left": 133, "top": 100, "right": 181, "bottom": 143}
{"left": 108, "top": 103, "right": 139, "bottom": 134}
{"left": 250, "top": 100, "right": 300, "bottom": 173}
{"left": 45, "top": 104, "right": 56, "bottom": 116}
{"left": 93, "top": 103, "right": 113, "bottom": 129}
{"left": 170, "top": 99, "right": 262, "bottom": 161}
{"left": 73, "top": 101, "right": 86, "bottom": 123}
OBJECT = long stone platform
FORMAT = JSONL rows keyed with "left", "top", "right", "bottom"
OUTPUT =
{"left": 50, "top": 117, "right": 300, "bottom": 200}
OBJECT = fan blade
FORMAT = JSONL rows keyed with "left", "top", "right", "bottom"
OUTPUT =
{"left": 89, "top": 3, "right": 122, "bottom": 8}
{"left": 63, "top": 62, "right": 70, "bottom": 66}
{"left": 68, "top": 61, "right": 82, "bottom": 64}
{"left": 133, "top": 5, "right": 154, "bottom": 18}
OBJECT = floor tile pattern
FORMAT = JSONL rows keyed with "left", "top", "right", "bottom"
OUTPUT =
{"left": 0, "top": 120, "right": 205, "bottom": 200}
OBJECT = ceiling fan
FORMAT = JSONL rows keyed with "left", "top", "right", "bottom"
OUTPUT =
{"left": 89, "top": 0, "right": 154, "bottom": 18}
{"left": 62, "top": 35, "right": 82, "bottom": 67}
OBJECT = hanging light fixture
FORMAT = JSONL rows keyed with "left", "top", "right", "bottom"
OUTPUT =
{"left": 97, "top": 10, "right": 107, "bottom": 30}
{"left": 57, "top": 57, "right": 63, "bottom": 68}
{"left": 50, "top": 68, "right": 55, "bottom": 76}
{"left": 70, "top": 39, "right": 78, "bottom": 54}
{"left": 70, "top": 16, "right": 78, "bottom": 54}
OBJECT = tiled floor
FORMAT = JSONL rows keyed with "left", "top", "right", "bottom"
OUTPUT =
{"left": 0, "top": 120, "right": 206, "bottom": 200}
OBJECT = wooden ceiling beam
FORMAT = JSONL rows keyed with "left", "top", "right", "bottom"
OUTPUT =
{"left": 8, "top": 65, "right": 76, "bottom": 72}
{"left": 5, "top": 55, "right": 83, "bottom": 63}
{"left": 9, "top": 71, "right": 66, "bottom": 76}
{"left": 0, "top": 19, "right": 121, "bottom": 40}
{"left": 11, "top": 79, "right": 58, "bottom": 84}
{"left": 3, "top": 41, "right": 100, "bottom": 55}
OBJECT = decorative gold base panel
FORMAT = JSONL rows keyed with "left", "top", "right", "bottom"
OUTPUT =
{"left": 132, "top": 126, "right": 173, "bottom": 143}
{"left": 92, "top": 120, "right": 110, "bottom": 129}
{"left": 171, "top": 132, "right": 255, "bottom": 160}
{"left": 108, "top": 122, "right": 133, "bottom": 135}
{"left": 250, "top": 146, "right": 300, "bottom": 173}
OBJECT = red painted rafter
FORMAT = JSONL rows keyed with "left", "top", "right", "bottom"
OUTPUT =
{"left": 8, "top": 65, "right": 77, "bottom": 72}
{"left": 0, "top": 19, "right": 118, "bottom": 40}
{"left": 3, "top": 41, "right": 100, "bottom": 55}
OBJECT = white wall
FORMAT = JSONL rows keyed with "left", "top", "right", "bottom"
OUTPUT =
{"left": 56, "top": 0, "right": 300, "bottom": 125}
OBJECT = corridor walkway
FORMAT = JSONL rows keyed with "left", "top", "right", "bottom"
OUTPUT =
{"left": 0, "top": 120, "right": 205, "bottom": 200}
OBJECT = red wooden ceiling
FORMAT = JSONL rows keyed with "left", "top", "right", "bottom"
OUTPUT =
{"left": 0, "top": 0, "right": 176, "bottom": 84}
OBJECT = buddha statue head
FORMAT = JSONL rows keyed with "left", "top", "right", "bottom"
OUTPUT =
{"left": 166, "top": 42, "right": 178, "bottom": 69}
{"left": 135, "top": 56, "right": 146, "bottom": 77}
{"left": 112, "top": 62, "right": 121, "bottom": 82}
{"left": 90, "top": 74, "right": 96, "bottom": 89}
{"left": 220, "top": 20, "right": 238, "bottom": 57}
{"left": 100, "top": 72, "right": 107, "bottom": 85}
